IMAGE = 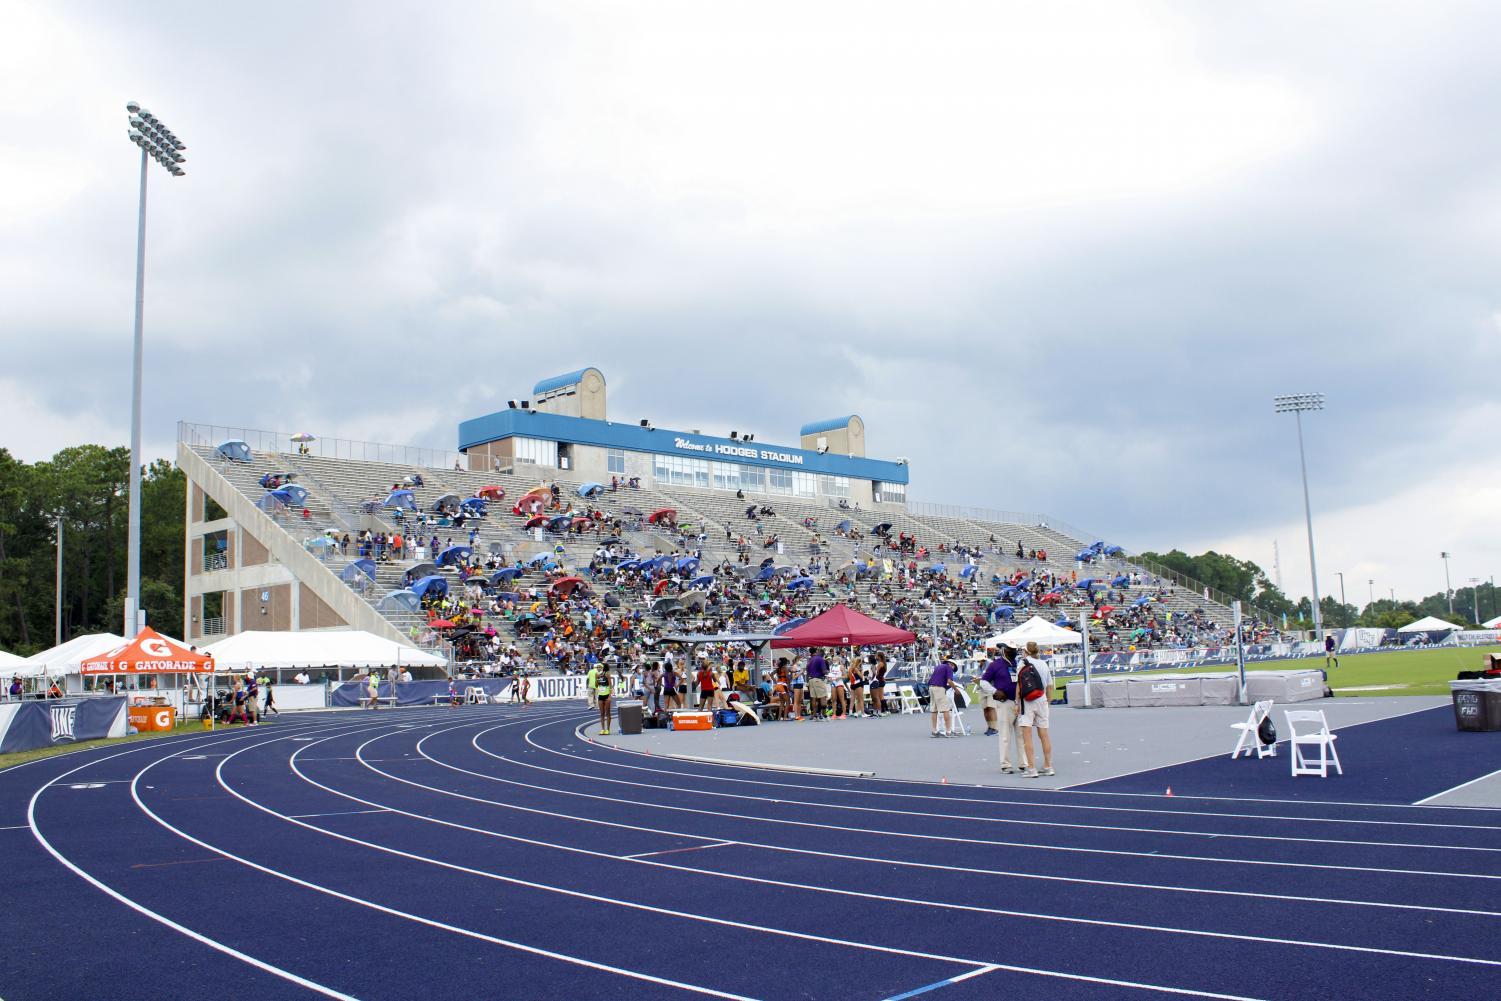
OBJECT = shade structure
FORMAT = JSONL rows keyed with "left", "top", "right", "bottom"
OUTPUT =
{"left": 770, "top": 605, "right": 917, "bottom": 649}
{"left": 80, "top": 627, "right": 215, "bottom": 675}
{"left": 985, "top": 615, "right": 1082, "bottom": 648}
{"left": 1484, "top": 615, "right": 1501, "bottom": 629}
{"left": 203, "top": 631, "right": 446, "bottom": 671}
{"left": 22, "top": 633, "right": 128, "bottom": 678}
{"left": 1397, "top": 615, "right": 1464, "bottom": 633}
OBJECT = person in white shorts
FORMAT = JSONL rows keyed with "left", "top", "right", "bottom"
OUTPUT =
{"left": 1016, "top": 641, "right": 1054, "bottom": 776}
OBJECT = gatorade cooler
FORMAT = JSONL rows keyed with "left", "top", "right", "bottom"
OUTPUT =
{"left": 670, "top": 711, "right": 712, "bottom": 731}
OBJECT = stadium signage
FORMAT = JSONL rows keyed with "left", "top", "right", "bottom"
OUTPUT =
{"left": 672, "top": 436, "right": 805, "bottom": 466}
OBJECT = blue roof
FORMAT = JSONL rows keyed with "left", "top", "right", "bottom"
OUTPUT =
{"left": 458, "top": 410, "right": 908, "bottom": 484}
{"left": 799, "top": 415, "right": 857, "bottom": 437}
{"left": 533, "top": 369, "right": 596, "bottom": 395}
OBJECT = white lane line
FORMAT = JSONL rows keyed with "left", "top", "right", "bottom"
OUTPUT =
{"left": 274, "top": 719, "right": 1267, "bottom": 999}
{"left": 287, "top": 808, "right": 390, "bottom": 820}
{"left": 27, "top": 730, "right": 360, "bottom": 1001}
{"left": 1, "top": 823, "right": 34, "bottom": 830}
{"left": 567, "top": 722, "right": 1501, "bottom": 833}
{"left": 624, "top": 841, "right": 734, "bottom": 860}
{"left": 461, "top": 725, "right": 1501, "bottom": 884}
{"left": 1414, "top": 766, "right": 1501, "bottom": 806}
{"left": 342, "top": 719, "right": 1501, "bottom": 970}
{"left": 511, "top": 729, "right": 1501, "bottom": 856}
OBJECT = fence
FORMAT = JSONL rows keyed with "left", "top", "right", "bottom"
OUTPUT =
{"left": 179, "top": 421, "right": 464, "bottom": 471}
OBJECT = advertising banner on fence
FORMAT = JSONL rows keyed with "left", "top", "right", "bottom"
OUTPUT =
{"left": 0, "top": 697, "right": 128, "bottom": 754}
{"left": 330, "top": 674, "right": 631, "bottom": 708}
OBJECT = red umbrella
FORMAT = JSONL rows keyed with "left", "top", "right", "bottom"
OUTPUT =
{"left": 550, "top": 576, "right": 586, "bottom": 596}
{"left": 429, "top": 619, "right": 459, "bottom": 629}
{"left": 477, "top": 485, "right": 506, "bottom": 500}
{"left": 647, "top": 508, "right": 677, "bottom": 525}
{"left": 770, "top": 605, "right": 917, "bottom": 649}
{"left": 524, "top": 514, "right": 548, "bottom": 528}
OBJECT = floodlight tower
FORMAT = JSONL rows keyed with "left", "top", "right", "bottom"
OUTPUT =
{"left": 1274, "top": 393, "right": 1325, "bottom": 641}
{"left": 1469, "top": 577, "right": 1481, "bottom": 625}
{"left": 122, "top": 101, "right": 187, "bottom": 637}
{"left": 1440, "top": 552, "right": 1454, "bottom": 615}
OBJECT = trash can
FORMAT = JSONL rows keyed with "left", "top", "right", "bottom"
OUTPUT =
{"left": 616, "top": 700, "right": 644, "bottom": 735}
{"left": 1451, "top": 680, "right": 1501, "bottom": 732}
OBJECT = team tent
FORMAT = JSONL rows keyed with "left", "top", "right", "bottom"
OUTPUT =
{"left": 771, "top": 605, "right": 918, "bottom": 649}
{"left": 985, "top": 615, "right": 1082, "bottom": 648}
{"left": 80, "top": 628, "right": 215, "bottom": 675}
{"left": 1485, "top": 615, "right": 1501, "bottom": 629}
{"left": 203, "top": 631, "right": 446, "bottom": 672}
{"left": 1397, "top": 615, "right": 1464, "bottom": 633}
{"left": 21, "top": 633, "right": 128, "bottom": 682}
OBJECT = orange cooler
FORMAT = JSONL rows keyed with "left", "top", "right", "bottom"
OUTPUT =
{"left": 670, "top": 711, "right": 712, "bottom": 731}
{"left": 128, "top": 706, "right": 176, "bottom": 732}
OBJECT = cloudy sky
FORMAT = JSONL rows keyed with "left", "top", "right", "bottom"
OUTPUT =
{"left": 3, "top": 1, "right": 1498, "bottom": 609}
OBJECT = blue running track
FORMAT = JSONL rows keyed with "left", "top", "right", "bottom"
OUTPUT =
{"left": 2, "top": 704, "right": 1499, "bottom": 1000}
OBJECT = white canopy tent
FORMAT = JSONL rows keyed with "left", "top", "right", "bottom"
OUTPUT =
{"left": 984, "top": 615, "right": 1082, "bottom": 648}
{"left": 203, "top": 630, "right": 447, "bottom": 672}
{"left": 1397, "top": 615, "right": 1464, "bottom": 633}
{"left": 1482, "top": 615, "right": 1501, "bottom": 629}
{"left": 20, "top": 633, "right": 127, "bottom": 680}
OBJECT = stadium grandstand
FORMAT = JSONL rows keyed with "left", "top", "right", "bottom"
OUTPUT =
{"left": 177, "top": 368, "right": 1277, "bottom": 675}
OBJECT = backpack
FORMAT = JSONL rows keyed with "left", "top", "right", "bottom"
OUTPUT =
{"left": 1017, "top": 663, "right": 1045, "bottom": 702}
{"left": 1257, "top": 715, "right": 1277, "bottom": 746}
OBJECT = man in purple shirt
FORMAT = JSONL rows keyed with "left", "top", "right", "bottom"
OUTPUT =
{"left": 927, "top": 659, "right": 955, "bottom": 737}
{"left": 979, "top": 652, "right": 1010, "bottom": 736}
{"left": 805, "top": 650, "right": 830, "bottom": 720}
{"left": 985, "top": 646, "right": 1022, "bottom": 771}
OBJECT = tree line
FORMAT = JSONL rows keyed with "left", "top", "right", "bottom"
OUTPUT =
{"left": 0, "top": 446, "right": 184, "bottom": 655}
{"left": 1138, "top": 548, "right": 1497, "bottom": 630}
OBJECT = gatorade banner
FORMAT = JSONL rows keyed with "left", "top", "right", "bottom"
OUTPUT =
{"left": 0, "top": 697, "right": 128, "bottom": 754}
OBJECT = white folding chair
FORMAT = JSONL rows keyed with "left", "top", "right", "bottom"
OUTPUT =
{"left": 892, "top": 684, "right": 924, "bottom": 715}
{"left": 1285, "top": 710, "right": 1342, "bottom": 778}
{"left": 1229, "top": 699, "right": 1277, "bottom": 759}
{"left": 465, "top": 685, "right": 485, "bottom": 705}
{"left": 942, "top": 687, "right": 971, "bottom": 736}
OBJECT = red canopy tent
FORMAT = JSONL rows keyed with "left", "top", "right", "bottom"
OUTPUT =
{"left": 771, "top": 605, "right": 917, "bottom": 649}
{"left": 80, "top": 627, "right": 215, "bottom": 674}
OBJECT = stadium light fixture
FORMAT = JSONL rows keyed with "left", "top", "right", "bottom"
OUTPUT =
{"left": 122, "top": 100, "right": 188, "bottom": 638}
{"left": 1273, "top": 393, "right": 1325, "bottom": 641}
{"left": 1441, "top": 552, "right": 1453, "bottom": 614}
{"left": 1469, "top": 577, "right": 1481, "bottom": 624}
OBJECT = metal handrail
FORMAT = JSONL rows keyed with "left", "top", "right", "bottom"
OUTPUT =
{"left": 179, "top": 420, "right": 464, "bottom": 471}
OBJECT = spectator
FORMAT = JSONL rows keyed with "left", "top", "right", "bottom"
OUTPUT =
{"left": 805, "top": 648, "right": 829, "bottom": 720}
{"left": 927, "top": 658, "right": 955, "bottom": 737}
{"left": 1016, "top": 642, "right": 1054, "bottom": 777}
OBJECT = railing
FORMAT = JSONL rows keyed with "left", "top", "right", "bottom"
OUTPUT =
{"left": 201, "top": 616, "right": 226, "bottom": 636}
{"left": 282, "top": 454, "right": 360, "bottom": 533}
{"left": 203, "top": 551, "right": 228, "bottom": 572}
{"left": 179, "top": 421, "right": 464, "bottom": 471}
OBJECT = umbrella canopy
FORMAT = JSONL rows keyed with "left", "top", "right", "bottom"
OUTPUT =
{"left": 651, "top": 596, "right": 682, "bottom": 615}
{"left": 771, "top": 605, "right": 918, "bottom": 649}
{"left": 410, "top": 575, "right": 449, "bottom": 599}
{"left": 1076, "top": 578, "right": 1098, "bottom": 590}
{"left": 993, "top": 606, "right": 1016, "bottom": 621}
{"left": 678, "top": 590, "right": 708, "bottom": 612}
{"left": 872, "top": 522, "right": 892, "bottom": 535}
{"left": 786, "top": 577, "right": 815, "bottom": 590}
{"left": 524, "top": 553, "right": 556, "bottom": 568}
{"left": 81, "top": 627, "right": 215, "bottom": 674}
{"left": 405, "top": 562, "right": 438, "bottom": 580}
{"left": 460, "top": 497, "right": 487, "bottom": 512}
{"left": 1111, "top": 575, "right": 1131, "bottom": 588}
{"left": 959, "top": 564, "right": 978, "bottom": 579}
{"left": 647, "top": 508, "right": 677, "bottom": 525}
{"left": 545, "top": 514, "right": 572, "bottom": 531}
{"left": 1132, "top": 595, "right": 1152, "bottom": 607}
{"left": 524, "top": 514, "right": 549, "bottom": 528}
{"left": 476, "top": 485, "right": 506, "bottom": 501}
{"left": 490, "top": 567, "right": 522, "bottom": 583}
{"left": 270, "top": 484, "right": 309, "bottom": 506}
{"left": 836, "top": 519, "right": 852, "bottom": 532}
{"left": 621, "top": 507, "right": 644, "bottom": 517}
{"left": 577, "top": 482, "right": 605, "bottom": 497}
{"left": 550, "top": 576, "right": 586, "bottom": 596}
{"left": 290, "top": 432, "right": 317, "bottom": 443}
{"left": 216, "top": 440, "right": 252, "bottom": 463}
{"left": 378, "top": 590, "right": 421, "bottom": 614}
{"left": 676, "top": 556, "right": 700, "bottom": 572}
{"left": 436, "top": 545, "right": 472, "bottom": 568}
{"left": 985, "top": 616, "right": 1082, "bottom": 648}
{"left": 384, "top": 489, "right": 416, "bottom": 510}
{"left": 258, "top": 471, "right": 296, "bottom": 489}
{"left": 432, "top": 493, "right": 461, "bottom": 513}
{"left": 927, "top": 563, "right": 946, "bottom": 574}
{"left": 689, "top": 574, "right": 716, "bottom": 589}
{"left": 603, "top": 593, "right": 622, "bottom": 608}
{"left": 339, "top": 561, "right": 375, "bottom": 582}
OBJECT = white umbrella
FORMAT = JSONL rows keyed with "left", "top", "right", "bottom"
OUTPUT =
{"left": 984, "top": 615, "right": 1082, "bottom": 648}
{"left": 290, "top": 432, "right": 316, "bottom": 443}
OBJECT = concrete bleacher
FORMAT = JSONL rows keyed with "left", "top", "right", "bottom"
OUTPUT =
{"left": 189, "top": 440, "right": 1244, "bottom": 654}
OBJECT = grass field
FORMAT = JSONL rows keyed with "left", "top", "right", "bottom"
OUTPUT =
{"left": 1123, "top": 644, "right": 1500, "bottom": 697}
{"left": 0, "top": 716, "right": 210, "bottom": 772}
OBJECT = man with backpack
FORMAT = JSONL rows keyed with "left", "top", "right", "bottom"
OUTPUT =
{"left": 1016, "top": 641, "right": 1055, "bottom": 777}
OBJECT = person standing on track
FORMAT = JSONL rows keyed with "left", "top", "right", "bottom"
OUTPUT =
{"left": 927, "top": 658, "right": 956, "bottom": 737}
{"left": 1325, "top": 634, "right": 1339, "bottom": 670}
{"left": 261, "top": 674, "right": 278, "bottom": 715}
{"left": 987, "top": 645, "right": 1022, "bottom": 772}
{"left": 596, "top": 663, "right": 613, "bottom": 735}
{"left": 585, "top": 662, "right": 599, "bottom": 713}
{"left": 1017, "top": 642, "right": 1055, "bottom": 777}
{"left": 805, "top": 648, "right": 829, "bottom": 720}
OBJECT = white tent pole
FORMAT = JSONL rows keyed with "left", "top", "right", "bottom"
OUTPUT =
{"left": 1080, "top": 607, "right": 1092, "bottom": 709}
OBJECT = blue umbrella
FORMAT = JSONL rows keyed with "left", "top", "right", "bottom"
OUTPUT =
{"left": 577, "top": 482, "right": 605, "bottom": 497}
{"left": 959, "top": 565, "right": 978, "bottom": 579}
{"left": 1104, "top": 545, "right": 1124, "bottom": 556}
{"left": 524, "top": 553, "right": 555, "bottom": 569}
{"left": 490, "top": 567, "right": 521, "bottom": 583}
{"left": 378, "top": 589, "right": 420, "bottom": 613}
{"left": 1055, "top": 616, "right": 1072, "bottom": 627}
{"left": 927, "top": 563, "right": 946, "bottom": 574}
{"left": 410, "top": 575, "right": 448, "bottom": 599}
{"left": 786, "top": 577, "right": 815, "bottom": 590}
{"left": 545, "top": 515, "right": 571, "bottom": 531}
{"left": 437, "top": 545, "right": 472, "bottom": 568}
{"left": 383, "top": 489, "right": 416, "bottom": 510}
{"left": 460, "top": 497, "right": 487, "bottom": 512}
{"left": 270, "top": 484, "right": 308, "bottom": 506}
{"left": 1111, "top": 575, "right": 1130, "bottom": 588}
{"left": 1133, "top": 595, "right": 1151, "bottom": 607}
{"left": 615, "top": 560, "right": 641, "bottom": 572}
{"left": 676, "top": 556, "right": 700, "bottom": 573}
{"left": 689, "top": 574, "right": 715, "bottom": 589}
{"left": 755, "top": 566, "right": 777, "bottom": 582}
{"left": 215, "top": 440, "right": 251, "bottom": 463}
{"left": 772, "top": 617, "right": 808, "bottom": 635}
{"left": 993, "top": 606, "right": 1015, "bottom": 621}
{"left": 255, "top": 493, "right": 286, "bottom": 513}
{"left": 340, "top": 559, "right": 376, "bottom": 583}
{"left": 836, "top": 519, "right": 852, "bottom": 532}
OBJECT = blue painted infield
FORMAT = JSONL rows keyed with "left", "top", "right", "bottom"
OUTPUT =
{"left": 1075, "top": 705, "right": 1501, "bottom": 804}
{"left": 3, "top": 704, "right": 1500, "bottom": 1000}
